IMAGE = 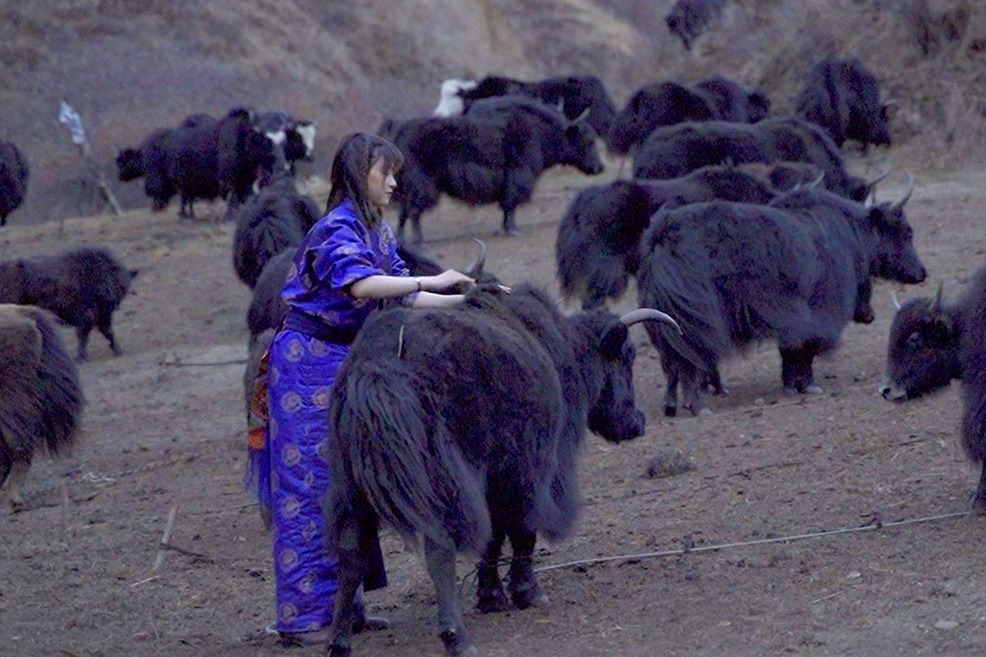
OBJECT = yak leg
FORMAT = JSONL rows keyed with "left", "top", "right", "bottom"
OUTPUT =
{"left": 973, "top": 462, "right": 986, "bottom": 514}
{"left": 75, "top": 321, "right": 93, "bottom": 362}
{"left": 501, "top": 208, "right": 519, "bottom": 236}
{"left": 679, "top": 365, "right": 711, "bottom": 416}
{"left": 476, "top": 527, "right": 510, "bottom": 613}
{"left": 95, "top": 311, "right": 122, "bottom": 356}
{"left": 661, "top": 359, "right": 680, "bottom": 417}
{"left": 780, "top": 345, "right": 822, "bottom": 394}
{"left": 506, "top": 530, "right": 548, "bottom": 610}
{"left": 425, "top": 538, "right": 477, "bottom": 657}
{"left": 2, "top": 457, "right": 31, "bottom": 510}
{"left": 327, "top": 513, "right": 373, "bottom": 657}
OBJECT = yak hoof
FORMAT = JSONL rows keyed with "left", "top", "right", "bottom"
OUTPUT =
{"left": 476, "top": 588, "right": 512, "bottom": 614}
{"left": 503, "top": 227, "right": 520, "bottom": 237}
{"left": 327, "top": 645, "right": 352, "bottom": 657}
{"left": 439, "top": 628, "right": 477, "bottom": 657}
{"left": 664, "top": 405, "right": 677, "bottom": 418}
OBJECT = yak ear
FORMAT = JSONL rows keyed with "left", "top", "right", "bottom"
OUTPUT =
{"left": 598, "top": 321, "right": 628, "bottom": 358}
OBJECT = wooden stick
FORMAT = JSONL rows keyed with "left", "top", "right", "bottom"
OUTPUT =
{"left": 153, "top": 504, "right": 180, "bottom": 573}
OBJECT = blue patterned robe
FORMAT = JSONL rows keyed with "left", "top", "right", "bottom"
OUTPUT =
{"left": 266, "top": 199, "right": 410, "bottom": 633}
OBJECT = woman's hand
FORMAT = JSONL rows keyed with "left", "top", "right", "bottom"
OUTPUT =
{"left": 422, "top": 269, "right": 475, "bottom": 293}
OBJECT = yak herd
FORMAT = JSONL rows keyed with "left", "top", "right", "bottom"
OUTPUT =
{"left": 2, "top": 49, "right": 986, "bottom": 657}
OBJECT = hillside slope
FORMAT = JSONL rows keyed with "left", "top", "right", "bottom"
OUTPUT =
{"left": 0, "top": 0, "right": 984, "bottom": 224}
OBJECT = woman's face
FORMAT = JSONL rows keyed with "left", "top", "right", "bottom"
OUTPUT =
{"left": 366, "top": 158, "right": 397, "bottom": 209}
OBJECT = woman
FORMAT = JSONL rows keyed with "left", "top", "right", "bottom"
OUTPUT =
{"left": 249, "top": 132, "right": 473, "bottom": 646}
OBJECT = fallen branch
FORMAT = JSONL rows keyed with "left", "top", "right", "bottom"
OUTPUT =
{"left": 159, "top": 541, "right": 213, "bottom": 562}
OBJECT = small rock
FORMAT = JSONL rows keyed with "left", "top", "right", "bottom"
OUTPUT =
{"left": 934, "top": 620, "right": 959, "bottom": 630}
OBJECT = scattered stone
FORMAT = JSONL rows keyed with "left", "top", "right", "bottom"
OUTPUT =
{"left": 644, "top": 448, "right": 694, "bottom": 479}
{"left": 934, "top": 620, "right": 959, "bottom": 630}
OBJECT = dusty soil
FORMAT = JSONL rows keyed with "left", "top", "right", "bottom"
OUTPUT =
{"left": 2, "top": 150, "right": 986, "bottom": 657}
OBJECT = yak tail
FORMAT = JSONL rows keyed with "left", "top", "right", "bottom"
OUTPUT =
{"left": 30, "top": 308, "right": 84, "bottom": 455}
{"left": 331, "top": 358, "right": 491, "bottom": 554}
{"left": 638, "top": 245, "right": 731, "bottom": 370}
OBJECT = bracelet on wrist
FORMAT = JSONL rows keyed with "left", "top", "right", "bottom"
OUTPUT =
{"left": 414, "top": 277, "right": 422, "bottom": 293}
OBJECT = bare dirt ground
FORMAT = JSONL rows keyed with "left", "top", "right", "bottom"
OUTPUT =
{"left": 2, "top": 150, "right": 986, "bottom": 657}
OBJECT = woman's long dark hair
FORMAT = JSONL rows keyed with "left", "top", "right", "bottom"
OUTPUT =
{"left": 325, "top": 132, "right": 404, "bottom": 226}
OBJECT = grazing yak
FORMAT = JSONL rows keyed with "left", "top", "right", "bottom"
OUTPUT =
{"left": 665, "top": 0, "right": 726, "bottom": 50}
{"left": 231, "top": 186, "right": 320, "bottom": 288}
{"left": 255, "top": 111, "right": 317, "bottom": 174}
{"left": 556, "top": 163, "right": 803, "bottom": 311}
{"left": 638, "top": 182, "right": 926, "bottom": 416}
{"left": 609, "top": 78, "right": 770, "bottom": 155}
{"left": 116, "top": 108, "right": 289, "bottom": 218}
{"left": 0, "top": 140, "right": 30, "bottom": 226}
{"left": 633, "top": 116, "right": 874, "bottom": 202}
{"left": 795, "top": 56, "right": 893, "bottom": 150}
{"left": 0, "top": 246, "right": 138, "bottom": 361}
{"left": 321, "top": 284, "right": 678, "bottom": 657}
{"left": 434, "top": 74, "right": 618, "bottom": 149}
{"left": 387, "top": 104, "right": 603, "bottom": 243}
{"left": 0, "top": 304, "right": 84, "bottom": 510}
{"left": 880, "top": 265, "right": 986, "bottom": 511}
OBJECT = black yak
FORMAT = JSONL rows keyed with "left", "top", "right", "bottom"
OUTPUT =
{"left": 880, "top": 265, "right": 986, "bottom": 510}
{"left": 638, "top": 183, "right": 926, "bottom": 416}
{"left": 231, "top": 186, "right": 320, "bottom": 288}
{"left": 321, "top": 285, "right": 677, "bottom": 657}
{"left": 0, "top": 246, "right": 138, "bottom": 361}
{"left": 633, "top": 116, "right": 874, "bottom": 202}
{"left": 665, "top": 0, "right": 726, "bottom": 50}
{"left": 388, "top": 105, "right": 603, "bottom": 243}
{"left": 117, "top": 108, "right": 288, "bottom": 219}
{"left": 0, "top": 304, "right": 84, "bottom": 509}
{"left": 609, "top": 78, "right": 769, "bottom": 155}
{"left": 556, "top": 164, "right": 791, "bottom": 311}
{"left": 437, "top": 74, "right": 619, "bottom": 149}
{"left": 0, "top": 140, "right": 30, "bottom": 226}
{"left": 795, "top": 56, "right": 893, "bottom": 149}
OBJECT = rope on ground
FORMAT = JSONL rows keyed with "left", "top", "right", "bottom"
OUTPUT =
{"left": 532, "top": 509, "right": 971, "bottom": 575}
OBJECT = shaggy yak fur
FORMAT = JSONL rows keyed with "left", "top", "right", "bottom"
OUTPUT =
{"left": 231, "top": 186, "right": 320, "bottom": 288}
{"left": 881, "top": 265, "right": 986, "bottom": 511}
{"left": 632, "top": 116, "right": 875, "bottom": 202}
{"left": 0, "top": 139, "right": 30, "bottom": 226}
{"left": 637, "top": 186, "right": 926, "bottom": 416}
{"left": 0, "top": 246, "right": 137, "bottom": 361}
{"left": 0, "top": 304, "right": 84, "bottom": 509}
{"left": 321, "top": 285, "right": 677, "bottom": 657}
{"left": 386, "top": 101, "right": 603, "bottom": 243}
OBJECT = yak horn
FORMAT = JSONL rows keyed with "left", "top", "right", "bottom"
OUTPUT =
{"left": 889, "top": 171, "right": 914, "bottom": 212}
{"left": 928, "top": 280, "right": 944, "bottom": 314}
{"left": 463, "top": 238, "right": 486, "bottom": 278}
{"left": 807, "top": 170, "right": 825, "bottom": 189}
{"left": 619, "top": 308, "right": 681, "bottom": 334}
{"left": 570, "top": 107, "right": 591, "bottom": 124}
{"left": 891, "top": 290, "right": 902, "bottom": 311}
{"left": 864, "top": 168, "right": 892, "bottom": 206}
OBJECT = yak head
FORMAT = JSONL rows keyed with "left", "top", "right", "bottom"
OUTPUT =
{"left": 560, "top": 111, "right": 604, "bottom": 175}
{"left": 865, "top": 174, "right": 927, "bottom": 285}
{"left": 115, "top": 148, "right": 145, "bottom": 182}
{"left": 586, "top": 309, "right": 680, "bottom": 443}
{"left": 880, "top": 284, "right": 961, "bottom": 401}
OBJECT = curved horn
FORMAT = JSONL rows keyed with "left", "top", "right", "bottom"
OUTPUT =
{"left": 891, "top": 290, "right": 902, "bottom": 311}
{"left": 807, "top": 170, "right": 825, "bottom": 189}
{"left": 889, "top": 171, "right": 914, "bottom": 213}
{"left": 463, "top": 238, "right": 486, "bottom": 278}
{"left": 570, "top": 107, "right": 591, "bottom": 124}
{"left": 619, "top": 308, "right": 681, "bottom": 334}
{"left": 864, "top": 168, "right": 892, "bottom": 206}
{"left": 928, "top": 280, "right": 944, "bottom": 314}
